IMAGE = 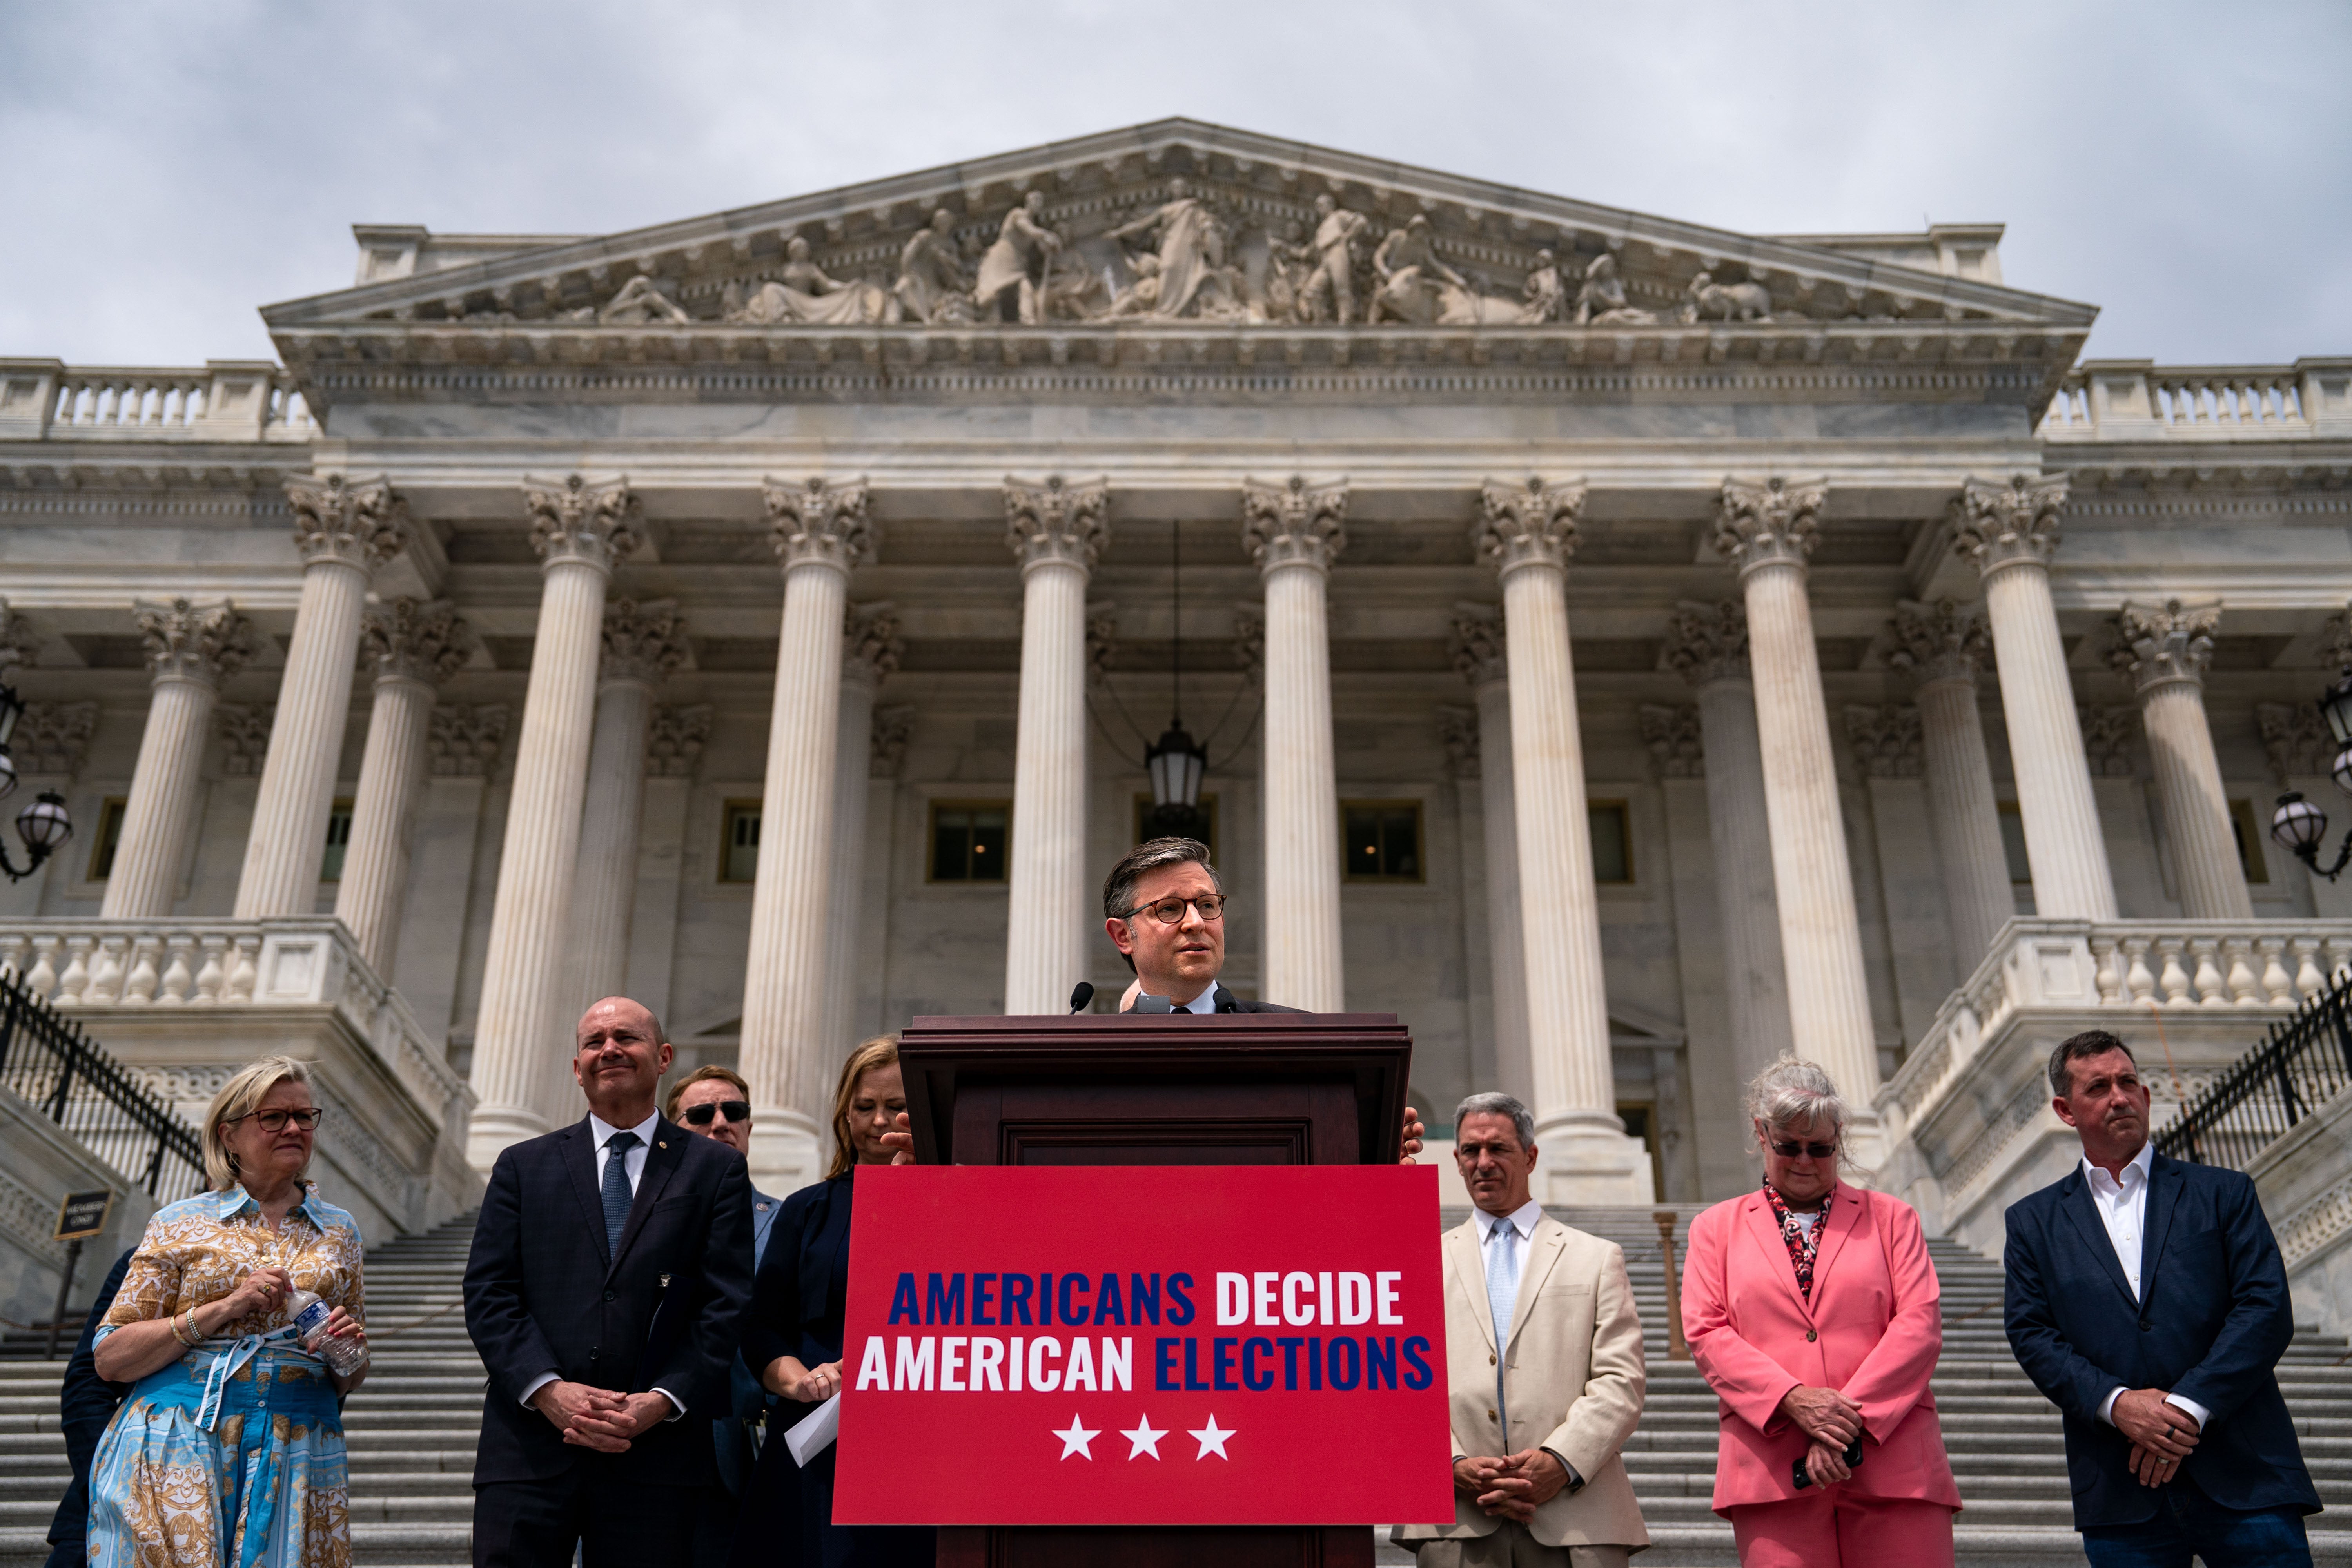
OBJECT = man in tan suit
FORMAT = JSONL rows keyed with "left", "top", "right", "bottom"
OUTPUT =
{"left": 1397, "top": 1093, "right": 1650, "bottom": 1567}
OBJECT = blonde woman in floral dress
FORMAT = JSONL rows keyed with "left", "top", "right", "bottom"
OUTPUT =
{"left": 87, "top": 1056, "right": 368, "bottom": 1568}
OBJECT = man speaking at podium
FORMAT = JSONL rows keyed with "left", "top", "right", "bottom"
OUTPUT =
{"left": 1100, "top": 837, "right": 1297, "bottom": 1014}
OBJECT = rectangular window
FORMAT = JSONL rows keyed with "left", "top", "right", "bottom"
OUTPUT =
{"left": 1130, "top": 793, "right": 1219, "bottom": 862}
{"left": 1588, "top": 800, "right": 1633, "bottom": 885}
{"left": 930, "top": 802, "right": 1010, "bottom": 883}
{"left": 2229, "top": 799, "right": 2269, "bottom": 885}
{"left": 319, "top": 799, "right": 355, "bottom": 882}
{"left": 1997, "top": 802, "right": 2033, "bottom": 884}
{"left": 1343, "top": 801, "right": 1423, "bottom": 883}
{"left": 87, "top": 797, "right": 128, "bottom": 882}
{"left": 719, "top": 800, "right": 762, "bottom": 884}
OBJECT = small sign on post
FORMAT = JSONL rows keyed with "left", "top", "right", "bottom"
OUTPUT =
{"left": 46, "top": 1189, "right": 113, "bottom": 1358}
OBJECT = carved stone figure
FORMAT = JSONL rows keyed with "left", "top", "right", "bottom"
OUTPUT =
{"left": 975, "top": 191, "right": 1063, "bottom": 325}
{"left": 1106, "top": 177, "right": 1229, "bottom": 320}
{"left": 1680, "top": 270, "right": 1772, "bottom": 323}
{"left": 1304, "top": 194, "right": 1370, "bottom": 325}
{"left": 1263, "top": 219, "right": 1318, "bottom": 324}
{"left": 1518, "top": 249, "right": 1568, "bottom": 324}
{"left": 1572, "top": 253, "right": 1655, "bottom": 326}
{"left": 1107, "top": 254, "right": 1163, "bottom": 318}
{"left": 724, "top": 237, "right": 895, "bottom": 326}
{"left": 892, "top": 210, "right": 974, "bottom": 324}
{"left": 1366, "top": 215, "right": 1519, "bottom": 325}
{"left": 595, "top": 274, "right": 693, "bottom": 326}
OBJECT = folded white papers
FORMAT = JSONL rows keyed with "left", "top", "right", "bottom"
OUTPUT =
{"left": 784, "top": 1392, "right": 840, "bottom": 1465}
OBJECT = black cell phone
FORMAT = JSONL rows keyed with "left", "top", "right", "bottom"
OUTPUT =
{"left": 1791, "top": 1438, "right": 1866, "bottom": 1490}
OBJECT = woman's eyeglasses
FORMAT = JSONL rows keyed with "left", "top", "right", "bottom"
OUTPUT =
{"left": 681, "top": 1100, "right": 751, "bottom": 1127}
{"left": 228, "top": 1107, "right": 325, "bottom": 1133}
{"left": 1769, "top": 1139, "right": 1838, "bottom": 1160}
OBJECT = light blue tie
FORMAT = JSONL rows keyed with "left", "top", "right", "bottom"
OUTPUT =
{"left": 601, "top": 1131, "right": 640, "bottom": 1258}
{"left": 1486, "top": 1219, "right": 1521, "bottom": 1436}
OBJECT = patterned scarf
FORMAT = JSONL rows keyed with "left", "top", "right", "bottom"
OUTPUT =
{"left": 1761, "top": 1178, "right": 1833, "bottom": 1301}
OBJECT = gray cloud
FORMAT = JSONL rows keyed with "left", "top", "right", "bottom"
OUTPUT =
{"left": 2, "top": 0, "right": 2345, "bottom": 367}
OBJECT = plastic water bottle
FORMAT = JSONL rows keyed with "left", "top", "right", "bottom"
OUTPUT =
{"left": 285, "top": 1289, "right": 369, "bottom": 1378}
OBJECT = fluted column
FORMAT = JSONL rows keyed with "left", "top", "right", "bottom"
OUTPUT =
{"left": 1714, "top": 478, "right": 1882, "bottom": 1152}
{"left": 1245, "top": 477, "right": 1347, "bottom": 1011}
{"left": 1450, "top": 604, "right": 1530, "bottom": 1105}
{"left": 235, "top": 475, "right": 407, "bottom": 918}
{"left": 1002, "top": 478, "right": 1109, "bottom": 1014}
{"left": 466, "top": 475, "right": 644, "bottom": 1169}
{"left": 1663, "top": 600, "right": 1795, "bottom": 1087}
{"left": 1886, "top": 599, "right": 2013, "bottom": 967}
{"left": 2112, "top": 599, "right": 2250, "bottom": 918}
{"left": 567, "top": 599, "right": 688, "bottom": 1024}
{"left": 1951, "top": 475, "right": 2118, "bottom": 920}
{"left": 336, "top": 599, "right": 468, "bottom": 977}
{"left": 1477, "top": 477, "right": 1650, "bottom": 1201}
{"left": 104, "top": 600, "right": 256, "bottom": 918}
{"left": 824, "top": 603, "right": 902, "bottom": 1066}
{"left": 741, "top": 478, "right": 873, "bottom": 1189}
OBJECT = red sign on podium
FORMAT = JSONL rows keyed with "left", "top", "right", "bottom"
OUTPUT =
{"left": 831, "top": 1164, "right": 1456, "bottom": 1526}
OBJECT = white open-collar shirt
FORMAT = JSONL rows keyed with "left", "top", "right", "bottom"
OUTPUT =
{"left": 2084, "top": 1141, "right": 2210, "bottom": 1430}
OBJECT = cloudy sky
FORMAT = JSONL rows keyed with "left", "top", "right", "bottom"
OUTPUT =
{"left": 4, "top": 1, "right": 2345, "bottom": 368}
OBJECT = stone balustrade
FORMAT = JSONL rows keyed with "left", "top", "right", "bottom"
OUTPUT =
{"left": 0, "top": 916, "right": 477, "bottom": 1241}
{"left": 0, "top": 358, "right": 315, "bottom": 442}
{"left": 2040, "top": 356, "right": 2352, "bottom": 441}
{"left": 1877, "top": 917, "right": 2352, "bottom": 1260}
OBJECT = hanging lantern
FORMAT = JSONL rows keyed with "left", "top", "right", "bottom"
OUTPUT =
{"left": 2272, "top": 791, "right": 2329, "bottom": 857}
{"left": 2323, "top": 671, "right": 2352, "bottom": 748}
{"left": 1143, "top": 722, "right": 1209, "bottom": 842}
{"left": 15, "top": 791, "right": 70, "bottom": 853}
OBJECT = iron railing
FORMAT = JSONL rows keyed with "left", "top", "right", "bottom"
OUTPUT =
{"left": 0, "top": 971, "right": 205, "bottom": 1205}
{"left": 2157, "top": 972, "right": 2352, "bottom": 1169}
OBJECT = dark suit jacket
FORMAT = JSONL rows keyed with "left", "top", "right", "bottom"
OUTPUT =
{"left": 2004, "top": 1151, "right": 2321, "bottom": 1528}
{"left": 463, "top": 1115, "right": 754, "bottom": 1487}
{"left": 1124, "top": 985, "right": 1304, "bottom": 1014}
{"left": 43, "top": 1247, "right": 133, "bottom": 1568}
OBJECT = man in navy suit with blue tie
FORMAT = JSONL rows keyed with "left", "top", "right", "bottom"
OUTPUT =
{"left": 2005, "top": 1029, "right": 2321, "bottom": 1567}
{"left": 463, "top": 998, "right": 754, "bottom": 1568}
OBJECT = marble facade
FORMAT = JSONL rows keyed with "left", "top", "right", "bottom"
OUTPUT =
{"left": 3, "top": 120, "right": 2350, "bottom": 1217}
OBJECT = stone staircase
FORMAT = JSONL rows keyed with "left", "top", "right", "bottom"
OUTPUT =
{"left": 4, "top": 1204, "right": 2350, "bottom": 1568}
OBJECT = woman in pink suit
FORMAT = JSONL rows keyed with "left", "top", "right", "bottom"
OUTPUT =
{"left": 1681, "top": 1055, "right": 1961, "bottom": 1567}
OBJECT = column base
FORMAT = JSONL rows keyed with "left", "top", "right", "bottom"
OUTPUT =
{"left": 1534, "top": 1111, "right": 1657, "bottom": 1205}
{"left": 748, "top": 1109, "right": 825, "bottom": 1196}
{"left": 466, "top": 1102, "right": 553, "bottom": 1173}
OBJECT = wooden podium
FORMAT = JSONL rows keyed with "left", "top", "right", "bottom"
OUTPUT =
{"left": 897, "top": 1011, "right": 1414, "bottom": 1568}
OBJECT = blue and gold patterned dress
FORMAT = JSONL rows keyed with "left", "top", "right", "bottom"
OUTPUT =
{"left": 85, "top": 1184, "right": 364, "bottom": 1568}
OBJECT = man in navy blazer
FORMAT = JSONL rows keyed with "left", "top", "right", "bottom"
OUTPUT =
{"left": 463, "top": 997, "right": 755, "bottom": 1568}
{"left": 2005, "top": 1028, "right": 2320, "bottom": 1567}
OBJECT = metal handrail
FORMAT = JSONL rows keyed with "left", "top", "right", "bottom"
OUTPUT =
{"left": 0, "top": 971, "right": 205, "bottom": 1205}
{"left": 2156, "top": 971, "right": 2352, "bottom": 1170}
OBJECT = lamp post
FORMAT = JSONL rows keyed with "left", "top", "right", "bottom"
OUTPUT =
{"left": 0, "top": 679, "right": 73, "bottom": 882}
{"left": 2270, "top": 670, "right": 2352, "bottom": 880}
{"left": 1141, "top": 520, "right": 1211, "bottom": 843}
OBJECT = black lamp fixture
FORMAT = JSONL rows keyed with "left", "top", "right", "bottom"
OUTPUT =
{"left": 1141, "top": 520, "right": 1211, "bottom": 844}
{"left": 0, "top": 676, "right": 73, "bottom": 882}
{"left": 2271, "top": 668, "right": 2352, "bottom": 879}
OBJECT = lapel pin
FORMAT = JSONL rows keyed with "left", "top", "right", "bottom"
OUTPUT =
{"left": 657, "top": 1140, "right": 667, "bottom": 1149}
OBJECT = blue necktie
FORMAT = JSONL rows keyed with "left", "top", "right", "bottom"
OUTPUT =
{"left": 601, "top": 1131, "right": 640, "bottom": 1258}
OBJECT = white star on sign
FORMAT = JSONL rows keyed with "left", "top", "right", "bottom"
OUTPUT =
{"left": 1187, "top": 1415, "right": 1235, "bottom": 1460}
{"left": 1053, "top": 1415, "right": 1099, "bottom": 1460}
{"left": 1120, "top": 1416, "right": 1167, "bottom": 1459}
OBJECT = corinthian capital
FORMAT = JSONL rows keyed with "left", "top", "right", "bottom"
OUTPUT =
{"left": 1845, "top": 704, "right": 1923, "bottom": 779}
{"left": 1884, "top": 598, "right": 1991, "bottom": 688}
{"left": 843, "top": 601, "right": 905, "bottom": 688}
{"left": 1639, "top": 704, "right": 1704, "bottom": 779}
{"left": 1450, "top": 602, "right": 1507, "bottom": 688}
{"left": 647, "top": 704, "right": 712, "bottom": 778}
{"left": 2109, "top": 599, "right": 2220, "bottom": 693}
{"left": 1005, "top": 475, "right": 1110, "bottom": 572}
{"left": 285, "top": 473, "right": 407, "bottom": 570}
{"left": 1712, "top": 476, "right": 1827, "bottom": 575}
{"left": 602, "top": 598, "right": 689, "bottom": 685}
{"left": 0, "top": 599, "right": 41, "bottom": 671}
{"left": 765, "top": 477, "right": 876, "bottom": 572}
{"left": 1950, "top": 473, "right": 2069, "bottom": 575}
{"left": 524, "top": 473, "right": 645, "bottom": 571}
{"left": 1241, "top": 475, "right": 1347, "bottom": 575}
{"left": 1476, "top": 476, "right": 1586, "bottom": 577}
{"left": 361, "top": 597, "right": 470, "bottom": 687}
{"left": 134, "top": 597, "right": 255, "bottom": 689}
{"left": 1661, "top": 600, "right": 1749, "bottom": 688}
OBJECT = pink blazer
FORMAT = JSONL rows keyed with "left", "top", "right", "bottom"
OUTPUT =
{"left": 1681, "top": 1184, "right": 1960, "bottom": 1514}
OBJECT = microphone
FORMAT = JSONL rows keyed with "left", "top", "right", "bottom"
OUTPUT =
{"left": 1068, "top": 982, "right": 1094, "bottom": 1014}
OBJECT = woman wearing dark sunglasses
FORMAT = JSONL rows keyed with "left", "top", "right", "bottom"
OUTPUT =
{"left": 1679, "top": 1054, "right": 1959, "bottom": 1566}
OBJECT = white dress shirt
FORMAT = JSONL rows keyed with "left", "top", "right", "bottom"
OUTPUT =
{"left": 2084, "top": 1142, "right": 2211, "bottom": 1431}
{"left": 519, "top": 1111, "right": 684, "bottom": 1419}
{"left": 1176, "top": 987, "right": 1219, "bottom": 1014}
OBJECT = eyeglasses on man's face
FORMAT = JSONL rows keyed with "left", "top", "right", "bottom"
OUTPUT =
{"left": 228, "top": 1107, "right": 325, "bottom": 1133}
{"left": 1124, "top": 894, "right": 1229, "bottom": 926}
{"left": 681, "top": 1100, "right": 751, "bottom": 1127}
{"left": 1769, "top": 1139, "right": 1838, "bottom": 1160}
